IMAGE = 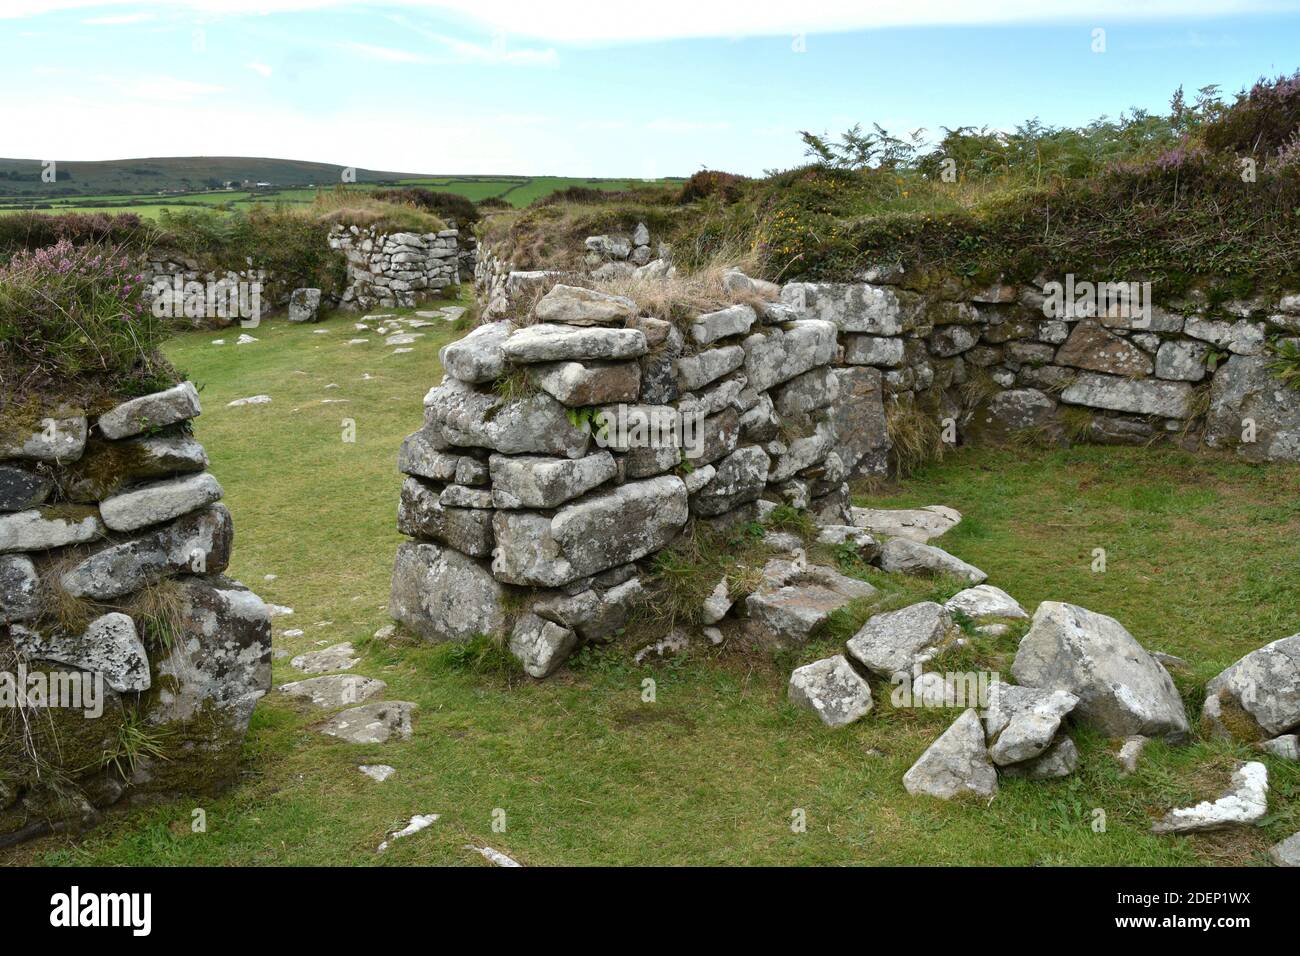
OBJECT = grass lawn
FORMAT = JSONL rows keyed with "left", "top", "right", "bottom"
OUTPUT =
{"left": 7, "top": 303, "right": 1299, "bottom": 867}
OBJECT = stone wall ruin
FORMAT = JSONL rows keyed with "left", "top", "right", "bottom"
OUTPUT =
{"left": 0, "top": 384, "right": 270, "bottom": 842}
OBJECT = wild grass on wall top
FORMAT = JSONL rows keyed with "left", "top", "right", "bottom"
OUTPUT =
{"left": 0, "top": 238, "right": 176, "bottom": 413}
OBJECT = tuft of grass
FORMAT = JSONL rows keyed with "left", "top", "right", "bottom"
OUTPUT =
{"left": 1059, "top": 406, "right": 1095, "bottom": 443}
{"left": 886, "top": 395, "right": 945, "bottom": 477}
{"left": 122, "top": 578, "right": 188, "bottom": 651}
{"left": 1266, "top": 336, "right": 1300, "bottom": 390}
{"left": 98, "top": 712, "right": 169, "bottom": 781}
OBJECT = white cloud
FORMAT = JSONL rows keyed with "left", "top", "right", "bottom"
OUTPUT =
{"left": 6, "top": 1, "right": 1295, "bottom": 41}
{"left": 82, "top": 11, "right": 154, "bottom": 24}
{"left": 245, "top": 61, "right": 274, "bottom": 77}
{"left": 344, "top": 42, "right": 431, "bottom": 64}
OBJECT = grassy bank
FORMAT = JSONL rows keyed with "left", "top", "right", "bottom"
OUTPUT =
{"left": 4, "top": 307, "right": 1298, "bottom": 867}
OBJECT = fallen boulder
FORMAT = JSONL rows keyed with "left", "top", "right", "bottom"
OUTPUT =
{"left": 903, "top": 709, "right": 998, "bottom": 800}
{"left": 1011, "top": 601, "right": 1191, "bottom": 741}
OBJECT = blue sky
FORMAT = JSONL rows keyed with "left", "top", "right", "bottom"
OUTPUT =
{"left": 2, "top": 1, "right": 1299, "bottom": 177}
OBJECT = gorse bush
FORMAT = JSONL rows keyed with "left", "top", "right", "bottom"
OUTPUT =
{"left": 371, "top": 186, "right": 480, "bottom": 226}
{"left": 0, "top": 239, "right": 174, "bottom": 409}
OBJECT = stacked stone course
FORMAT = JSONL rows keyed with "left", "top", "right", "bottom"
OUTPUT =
{"left": 390, "top": 280, "right": 870, "bottom": 677}
{"left": 0, "top": 383, "right": 270, "bottom": 839}
{"left": 329, "top": 224, "right": 461, "bottom": 311}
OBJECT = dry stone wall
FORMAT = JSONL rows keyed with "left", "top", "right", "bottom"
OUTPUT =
{"left": 782, "top": 271, "right": 1300, "bottom": 464}
{"left": 390, "top": 281, "right": 860, "bottom": 677}
{"left": 0, "top": 384, "right": 270, "bottom": 841}
{"left": 329, "top": 224, "right": 461, "bottom": 312}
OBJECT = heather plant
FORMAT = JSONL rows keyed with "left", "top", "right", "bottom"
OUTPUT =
{"left": 0, "top": 239, "right": 174, "bottom": 409}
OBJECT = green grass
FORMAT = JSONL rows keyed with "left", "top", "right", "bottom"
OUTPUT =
{"left": 0, "top": 176, "right": 683, "bottom": 219}
{"left": 6, "top": 315, "right": 1298, "bottom": 866}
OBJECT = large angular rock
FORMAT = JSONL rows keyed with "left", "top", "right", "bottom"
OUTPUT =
{"left": 693, "top": 408, "right": 740, "bottom": 466}
{"left": 983, "top": 682, "right": 1079, "bottom": 766}
{"left": 877, "top": 538, "right": 987, "bottom": 584}
{"left": 1060, "top": 372, "right": 1194, "bottom": 419}
{"left": 843, "top": 335, "right": 906, "bottom": 366}
{"left": 1011, "top": 601, "right": 1190, "bottom": 741}
{"left": 493, "top": 477, "right": 687, "bottom": 587}
{"left": 829, "top": 367, "right": 890, "bottom": 477}
{"left": 490, "top": 451, "right": 616, "bottom": 509}
{"left": 320, "top": 701, "right": 416, "bottom": 744}
{"left": 424, "top": 381, "right": 590, "bottom": 458}
{"left": 291, "top": 642, "right": 359, "bottom": 674}
{"left": 689, "top": 445, "right": 769, "bottom": 517}
{"left": 742, "top": 320, "right": 837, "bottom": 392}
{"left": 62, "top": 434, "right": 209, "bottom": 503}
{"left": 782, "top": 282, "right": 923, "bottom": 335}
{"left": 1270, "top": 831, "right": 1300, "bottom": 866}
{"left": 845, "top": 602, "right": 953, "bottom": 679}
{"left": 851, "top": 505, "right": 959, "bottom": 542}
{"left": 788, "top": 655, "right": 874, "bottom": 727}
{"left": 553, "top": 475, "right": 687, "bottom": 579}
{"left": 1155, "top": 340, "right": 1208, "bottom": 382}
{"left": 280, "top": 675, "right": 385, "bottom": 709}
{"left": 60, "top": 503, "right": 232, "bottom": 600}
{"left": 1184, "top": 317, "right": 1266, "bottom": 355}
{"left": 97, "top": 382, "right": 201, "bottom": 440}
{"left": 690, "top": 304, "right": 756, "bottom": 345}
{"left": 999, "top": 736, "right": 1080, "bottom": 779}
{"left": 397, "top": 476, "right": 494, "bottom": 557}
{"left": 1202, "top": 634, "right": 1300, "bottom": 740}
{"left": 533, "top": 576, "right": 643, "bottom": 643}
{"left": 767, "top": 419, "right": 836, "bottom": 483}
{"left": 1054, "top": 320, "right": 1154, "bottom": 377}
{"left": 944, "top": 585, "right": 1028, "bottom": 620}
{"left": 0, "top": 554, "right": 39, "bottom": 623}
{"left": 929, "top": 325, "right": 979, "bottom": 357}
{"left": 287, "top": 287, "right": 321, "bottom": 323}
{"left": 675, "top": 346, "right": 745, "bottom": 391}
{"left": 1151, "top": 762, "right": 1268, "bottom": 834}
{"left": 146, "top": 576, "right": 271, "bottom": 739}
{"left": 491, "top": 510, "right": 573, "bottom": 586}
{"left": 532, "top": 285, "right": 638, "bottom": 326}
{"left": 772, "top": 367, "right": 839, "bottom": 418}
{"left": 0, "top": 414, "right": 87, "bottom": 463}
{"left": 903, "top": 709, "right": 998, "bottom": 800}
{"left": 527, "top": 360, "right": 640, "bottom": 406}
{"left": 390, "top": 541, "right": 508, "bottom": 641}
{"left": 0, "top": 506, "right": 103, "bottom": 553}
{"left": 968, "top": 389, "right": 1059, "bottom": 442}
{"left": 397, "top": 426, "right": 459, "bottom": 480}
{"left": 1259, "top": 734, "right": 1299, "bottom": 760}
{"left": 439, "top": 320, "right": 514, "bottom": 383}
{"left": 508, "top": 612, "right": 578, "bottom": 678}
{"left": 501, "top": 323, "right": 647, "bottom": 363}
{"left": 1204, "top": 355, "right": 1300, "bottom": 462}
{"left": 745, "top": 560, "right": 876, "bottom": 647}
{"left": 99, "top": 472, "right": 223, "bottom": 533}
{"left": 12, "top": 612, "right": 149, "bottom": 693}
{"left": 0, "top": 465, "right": 53, "bottom": 512}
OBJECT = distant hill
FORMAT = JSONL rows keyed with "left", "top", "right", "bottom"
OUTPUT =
{"left": 0, "top": 156, "right": 430, "bottom": 198}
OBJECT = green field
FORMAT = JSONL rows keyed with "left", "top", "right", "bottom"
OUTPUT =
{"left": 0, "top": 170, "right": 680, "bottom": 219}
{"left": 4, "top": 302, "right": 1296, "bottom": 867}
